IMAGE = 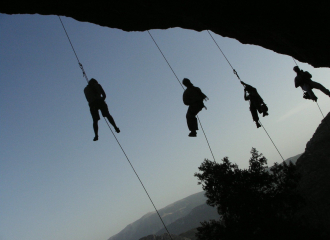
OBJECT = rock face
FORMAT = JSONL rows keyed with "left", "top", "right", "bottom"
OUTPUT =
{"left": 295, "top": 112, "right": 330, "bottom": 234}
{"left": 2, "top": 1, "right": 330, "bottom": 68}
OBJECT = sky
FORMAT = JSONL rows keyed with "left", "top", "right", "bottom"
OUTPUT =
{"left": 1, "top": 13, "right": 330, "bottom": 240}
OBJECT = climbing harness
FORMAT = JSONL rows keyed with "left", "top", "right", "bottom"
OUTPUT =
{"left": 58, "top": 16, "right": 174, "bottom": 240}
{"left": 207, "top": 30, "right": 285, "bottom": 161}
{"left": 147, "top": 30, "right": 216, "bottom": 163}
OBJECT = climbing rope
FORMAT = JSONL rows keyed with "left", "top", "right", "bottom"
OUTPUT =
{"left": 316, "top": 102, "right": 325, "bottom": 118}
{"left": 147, "top": 30, "right": 216, "bottom": 163}
{"left": 207, "top": 30, "right": 285, "bottom": 161}
{"left": 147, "top": 31, "right": 184, "bottom": 90}
{"left": 207, "top": 30, "right": 241, "bottom": 81}
{"left": 103, "top": 118, "right": 173, "bottom": 238}
{"left": 58, "top": 16, "right": 174, "bottom": 240}
{"left": 259, "top": 121, "right": 284, "bottom": 161}
{"left": 58, "top": 16, "right": 89, "bottom": 83}
{"left": 292, "top": 57, "right": 299, "bottom": 67}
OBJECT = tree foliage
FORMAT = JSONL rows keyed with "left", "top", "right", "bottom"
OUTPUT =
{"left": 194, "top": 148, "right": 318, "bottom": 240}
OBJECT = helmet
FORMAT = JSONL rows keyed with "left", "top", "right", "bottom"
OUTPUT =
{"left": 182, "top": 78, "right": 192, "bottom": 87}
{"left": 245, "top": 85, "right": 256, "bottom": 93}
{"left": 89, "top": 78, "right": 98, "bottom": 85}
{"left": 293, "top": 66, "right": 300, "bottom": 72}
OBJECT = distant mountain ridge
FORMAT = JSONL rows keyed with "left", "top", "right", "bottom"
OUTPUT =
{"left": 108, "top": 191, "right": 207, "bottom": 240}
{"left": 265, "top": 153, "right": 301, "bottom": 172}
{"left": 155, "top": 203, "right": 218, "bottom": 236}
{"left": 283, "top": 153, "right": 302, "bottom": 165}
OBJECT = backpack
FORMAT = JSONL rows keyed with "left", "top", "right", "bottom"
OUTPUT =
{"left": 303, "top": 71, "right": 312, "bottom": 79}
{"left": 183, "top": 87, "right": 206, "bottom": 105}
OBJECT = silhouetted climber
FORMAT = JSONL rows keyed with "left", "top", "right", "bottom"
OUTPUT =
{"left": 293, "top": 66, "right": 330, "bottom": 101}
{"left": 182, "top": 78, "right": 208, "bottom": 137}
{"left": 84, "top": 78, "right": 120, "bottom": 141}
{"left": 241, "top": 81, "right": 268, "bottom": 128}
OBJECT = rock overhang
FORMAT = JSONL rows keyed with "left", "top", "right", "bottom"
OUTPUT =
{"left": 2, "top": 1, "right": 330, "bottom": 68}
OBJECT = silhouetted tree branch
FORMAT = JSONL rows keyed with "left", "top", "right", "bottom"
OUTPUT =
{"left": 194, "top": 148, "right": 321, "bottom": 240}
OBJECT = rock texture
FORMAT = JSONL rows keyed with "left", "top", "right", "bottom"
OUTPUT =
{"left": 2, "top": 1, "right": 330, "bottom": 68}
{"left": 295, "top": 112, "right": 330, "bottom": 235}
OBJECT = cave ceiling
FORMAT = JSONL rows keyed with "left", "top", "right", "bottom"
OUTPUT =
{"left": 2, "top": 1, "right": 330, "bottom": 68}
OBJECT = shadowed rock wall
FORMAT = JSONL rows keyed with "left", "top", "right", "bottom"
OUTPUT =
{"left": 296, "top": 113, "right": 330, "bottom": 236}
{"left": 2, "top": 1, "right": 330, "bottom": 68}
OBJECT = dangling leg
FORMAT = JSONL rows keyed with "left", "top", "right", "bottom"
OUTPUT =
{"left": 250, "top": 105, "right": 261, "bottom": 128}
{"left": 89, "top": 104, "right": 101, "bottom": 141}
{"left": 186, "top": 111, "right": 197, "bottom": 137}
{"left": 105, "top": 114, "right": 120, "bottom": 133}
{"left": 100, "top": 101, "right": 120, "bottom": 133}
{"left": 93, "top": 120, "right": 99, "bottom": 141}
{"left": 309, "top": 81, "right": 330, "bottom": 97}
{"left": 186, "top": 104, "right": 203, "bottom": 137}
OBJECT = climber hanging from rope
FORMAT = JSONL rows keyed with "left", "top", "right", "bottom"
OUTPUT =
{"left": 241, "top": 81, "right": 268, "bottom": 128}
{"left": 182, "top": 78, "right": 208, "bottom": 137}
{"left": 84, "top": 78, "right": 120, "bottom": 141}
{"left": 293, "top": 66, "right": 330, "bottom": 101}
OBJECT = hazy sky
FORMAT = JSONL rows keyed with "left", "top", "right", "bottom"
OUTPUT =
{"left": 1, "top": 14, "right": 329, "bottom": 240}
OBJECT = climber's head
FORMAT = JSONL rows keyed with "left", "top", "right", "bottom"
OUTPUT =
{"left": 182, "top": 78, "right": 193, "bottom": 87}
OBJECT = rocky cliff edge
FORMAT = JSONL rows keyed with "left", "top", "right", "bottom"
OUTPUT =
{"left": 296, "top": 112, "right": 330, "bottom": 234}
